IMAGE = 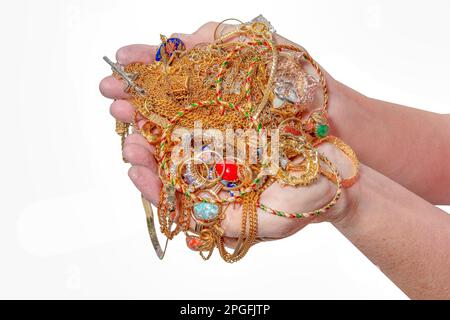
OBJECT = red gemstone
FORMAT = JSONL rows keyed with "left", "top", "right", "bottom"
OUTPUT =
{"left": 215, "top": 161, "right": 239, "bottom": 182}
{"left": 186, "top": 236, "right": 202, "bottom": 251}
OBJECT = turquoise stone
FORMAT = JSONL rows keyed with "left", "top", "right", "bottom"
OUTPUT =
{"left": 193, "top": 202, "right": 219, "bottom": 221}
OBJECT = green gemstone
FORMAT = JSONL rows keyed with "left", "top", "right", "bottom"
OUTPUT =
{"left": 316, "top": 124, "right": 329, "bottom": 138}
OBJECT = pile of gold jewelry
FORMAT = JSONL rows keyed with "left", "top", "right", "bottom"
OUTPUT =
{"left": 104, "top": 16, "right": 359, "bottom": 263}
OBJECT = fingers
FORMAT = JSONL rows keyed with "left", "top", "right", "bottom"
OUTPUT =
{"left": 116, "top": 44, "right": 157, "bottom": 65}
{"left": 169, "top": 33, "right": 197, "bottom": 49}
{"left": 123, "top": 133, "right": 157, "bottom": 170}
{"left": 170, "top": 22, "right": 218, "bottom": 47}
{"left": 103, "top": 24, "right": 237, "bottom": 116}
{"left": 128, "top": 165, "right": 161, "bottom": 206}
{"left": 220, "top": 204, "right": 242, "bottom": 238}
{"left": 222, "top": 237, "right": 272, "bottom": 249}
{"left": 110, "top": 100, "right": 135, "bottom": 123}
{"left": 123, "top": 143, "right": 157, "bottom": 171}
{"left": 192, "top": 21, "right": 235, "bottom": 43}
{"left": 317, "top": 142, "right": 355, "bottom": 179}
{"left": 99, "top": 76, "right": 129, "bottom": 99}
{"left": 101, "top": 45, "right": 157, "bottom": 106}
{"left": 222, "top": 236, "right": 239, "bottom": 249}
{"left": 170, "top": 21, "right": 237, "bottom": 49}
{"left": 124, "top": 133, "right": 155, "bottom": 153}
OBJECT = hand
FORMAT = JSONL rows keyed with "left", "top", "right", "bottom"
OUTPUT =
{"left": 99, "top": 21, "right": 359, "bottom": 247}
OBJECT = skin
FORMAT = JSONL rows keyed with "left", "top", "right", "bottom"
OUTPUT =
{"left": 336, "top": 166, "right": 450, "bottom": 299}
{"left": 99, "top": 22, "right": 450, "bottom": 299}
{"left": 327, "top": 81, "right": 450, "bottom": 205}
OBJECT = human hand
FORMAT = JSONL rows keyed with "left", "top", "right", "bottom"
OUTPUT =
{"left": 99, "top": 21, "right": 359, "bottom": 247}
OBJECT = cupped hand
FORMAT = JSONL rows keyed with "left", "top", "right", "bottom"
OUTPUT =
{"left": 99, "top": 22, "right": 358, "bottom": 247}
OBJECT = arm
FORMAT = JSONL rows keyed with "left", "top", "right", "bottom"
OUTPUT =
{"left": 334, "top": 164, "right": 450, "bottom": 299}
{"left": 276, "top": 33, "right": 450, "bottom": 204}
{"left": 326, "top": 77, "right": 450, "bottom": 204}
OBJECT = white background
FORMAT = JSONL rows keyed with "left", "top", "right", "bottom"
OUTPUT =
{"left": 0, "top": 0, "right": 449, "bottom": 299}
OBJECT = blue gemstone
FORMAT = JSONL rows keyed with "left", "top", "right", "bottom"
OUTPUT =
{"left": 193, "top": 202, "right": 219, "bottom": 221}
{"left": 227, "top": 182, "right": 237, "bottom": 188}
{"left": 220, "top": 180, "right": 237, "bottom": 188}
{"left": 208, "top": 168, "right": 214, "bottom": 179}
{"left": 155, "top": 38, "right": 185, "bottom": 62}
{"left": 219, "top": 180, "right": 237, "bottom": 197}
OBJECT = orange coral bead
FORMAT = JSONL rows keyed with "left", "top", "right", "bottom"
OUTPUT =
{"left": 186, "top": 236, "right": 202, "bottom": 251}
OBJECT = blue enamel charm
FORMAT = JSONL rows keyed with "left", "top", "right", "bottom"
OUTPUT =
{"left": 156, "top": 37, "right": 186, "bottom": 62}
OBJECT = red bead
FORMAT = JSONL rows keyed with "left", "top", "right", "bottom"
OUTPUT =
{"left": 215, "top": 161, "right": 239, "bottom": 182}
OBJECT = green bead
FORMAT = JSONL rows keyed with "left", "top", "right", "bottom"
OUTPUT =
{"left": 316, "top": 124, "right": 329, "bottom": 138}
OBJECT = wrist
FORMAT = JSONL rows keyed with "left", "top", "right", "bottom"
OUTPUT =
{"left": 330, "top": 164, "right": 370, "bottom": 230}
{"left": 328, "top": 79, "right": 370, "bottom": 124}
{"left": 309, "top": 163, "right": 364, "bottom": 226}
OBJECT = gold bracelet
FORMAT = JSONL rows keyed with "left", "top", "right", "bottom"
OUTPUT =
{"left": 314, "top": 135, "right": 359, "bottom": 188}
